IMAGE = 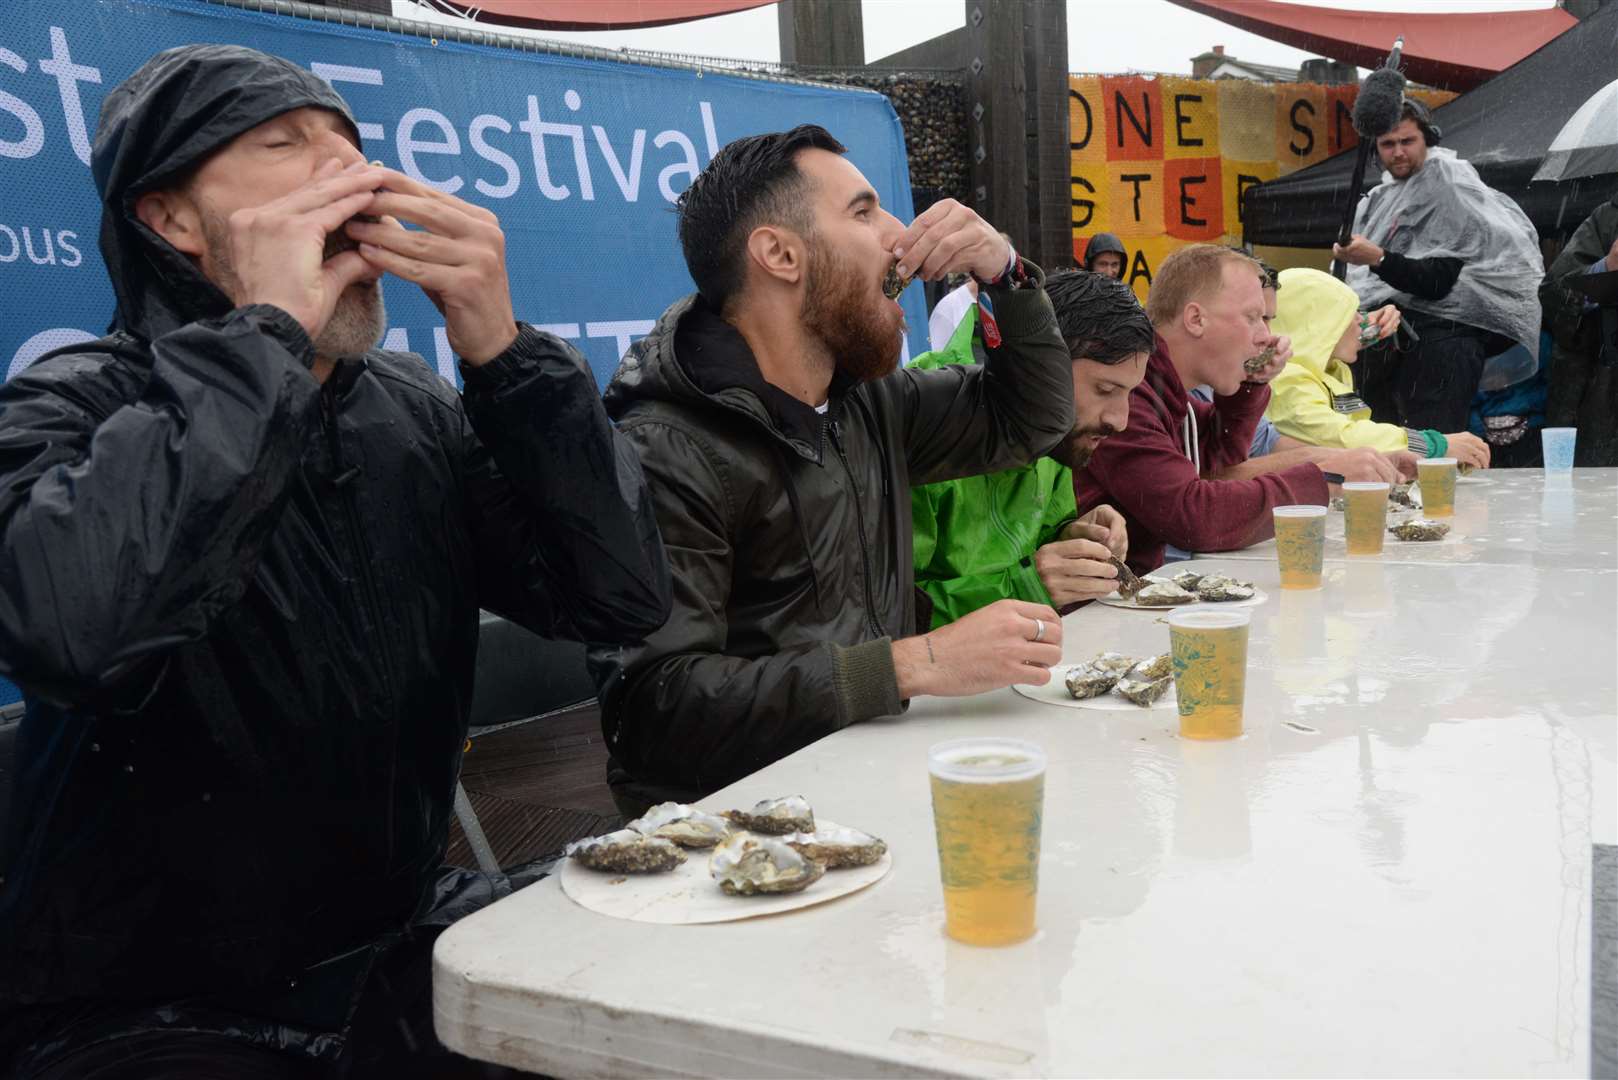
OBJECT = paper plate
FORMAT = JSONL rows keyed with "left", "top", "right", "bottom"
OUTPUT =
{"left": 1097, "top": 580, "right": 1268, "bottom": 610}
{"left": 1013, "top": 664, "right": 1178, "bottom": 711}
{"left": 560, "top": 819, "right": 891, "bottom": 925}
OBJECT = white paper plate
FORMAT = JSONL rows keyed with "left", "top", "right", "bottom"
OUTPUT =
{"left": 560, "top": 818, "right": 891, "bottom": 925}
{"left": 1012, "top": 664, "right": 1178, "bottom": 711}
{"left": 1097, "top": 579, "right": 1268, "bottom": 610}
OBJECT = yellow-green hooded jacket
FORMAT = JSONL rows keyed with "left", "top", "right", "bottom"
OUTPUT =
{"left": 1266, "top": 267, "right": 1407, "bottom": 453}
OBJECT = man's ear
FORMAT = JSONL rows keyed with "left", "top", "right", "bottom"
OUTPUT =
{"left": 744, "top": 224, "right": 804, "bottom": 289}
{"left": 134, "top": 188, "right": 206, "bottom": 257}
{"left": 1182, "top": 300, "right": 1207, "bottom": 340}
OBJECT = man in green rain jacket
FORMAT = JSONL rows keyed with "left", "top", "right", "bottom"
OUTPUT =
{"left": 913, "top": 270, "right": 1155, "bottom": 625}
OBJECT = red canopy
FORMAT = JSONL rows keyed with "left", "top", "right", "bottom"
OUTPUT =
{"left": 434, "top": 0, "right": 774, "bottom": 32}
{"left": 1168, "top": 0, "right": 1577, "bottom": 90}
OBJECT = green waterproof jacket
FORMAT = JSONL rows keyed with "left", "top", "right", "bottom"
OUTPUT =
{"left": 911, "top": 309, "right": 1076, "bottom": 627}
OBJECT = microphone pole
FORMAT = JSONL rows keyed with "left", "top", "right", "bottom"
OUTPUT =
{"left": 1333, "top": 36, "right": 1405, "bottom": 281}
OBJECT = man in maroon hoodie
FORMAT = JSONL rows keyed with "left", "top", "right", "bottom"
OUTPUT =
{"left": 1076, "top": 244, "right": 1335, "bottom": 574}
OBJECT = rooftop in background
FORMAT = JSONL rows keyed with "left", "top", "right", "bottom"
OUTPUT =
{"left": 1190, "top": 43, "right": 1358, "bottom": 83}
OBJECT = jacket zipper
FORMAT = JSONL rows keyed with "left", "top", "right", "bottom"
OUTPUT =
{"left": 829, "top": 419, "right": 885, "bottom": 639}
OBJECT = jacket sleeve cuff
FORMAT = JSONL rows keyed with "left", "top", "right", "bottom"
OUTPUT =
{"left": 460, "top": 323, "right": 592, "bottom": 393}
{"left": 982, "top": 259, "right": 1059, "bottom": 342}
{"left": 1015, "top": 556, "right": 1056, "bottom": 606}
{"left": 829, "top": 637, "right": 904, "bottom": 723}
{"left": 232, "top": 304, "right": 316, "bottom": 370}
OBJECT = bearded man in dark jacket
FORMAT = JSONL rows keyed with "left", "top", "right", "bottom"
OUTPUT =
{"left": 0, "top": 45, "right": 670, "bottom": 1077}
{"left": 590, "top": 125, "right": 1077, "bottom": 814}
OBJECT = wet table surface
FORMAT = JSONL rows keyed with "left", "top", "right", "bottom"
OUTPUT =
{"left": 435, "top": 469, "right": 1618, "bottom": 1078}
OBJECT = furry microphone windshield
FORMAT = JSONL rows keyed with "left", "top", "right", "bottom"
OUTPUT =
{"left": 1353, "top": 66, "right": 1407, "bottom": 140}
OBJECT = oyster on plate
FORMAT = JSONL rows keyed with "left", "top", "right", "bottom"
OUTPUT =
{"left": 1168, "top": 570, "right": 1204, "bottom": 591}
{"left": 781, "top": 825, "right": 887, "bottom": 869}
{"left": 710, "top": 833, "right": 826, "bottom": 896}
{"left": 1195, "top": 574, "right": 1256, "bottom": 602}
{"left": 1134, "top": 580, "right": 1199, "bottom": 607}
{"left": 1114, "top": 674, "right": 1173, "bottom": 707}
{"left": 627, "top": 802, "right": 732, "bottom": 849}
{"left": 1087, "top": 652, "right": 1138, "bottom": 675}
{"left": 1389, "top": 483, "right": 1419, "bottom": 510}
{"left": 1109, "top": 556, "right": 1146, "bottom": 598}
{"left": 566, "top": 829, "right": 685, "bottom": 873}
{"left": 1389, "top": 519, "right": 1450, "bottom": 542}
{"left": 1126, "top": 653, "right": 1171, "bottom": 681}
{"left": 1065, "top": 663, "right": 1123, "bottom": 700}
{"left": 723, "top": 795, "right": 815, "bottom": 835}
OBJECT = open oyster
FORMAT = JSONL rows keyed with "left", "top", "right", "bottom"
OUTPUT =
{"left": 1169, "top": 570, "right": 1204, "bottom": 591}
{"left": 1389, "top": 519, "right": 1450, "bottom": 542}
{"left": 1244, "top": 342, "right": 1276, "bottom": 375}
{"left": 1066, "top": 663, "right": 1122, "bottom": 699}
{"left": 627, "top": 802, "right": 732, "bottom": 849}
{"left": 566, "top": 829, "right": 685, "bottom": 873}
{"left": 1088, "top": 652, "right": 1138, "bottom": 676}
{"left": 1134, "top": 581, "right": 1198, "bottom": 606}
{"left": 882, "top": 263, "right": 910, "bottom": 301}
{"left": 1329, "top": 496, "right": 1347, "bottom": 512}
{"left": 1126, "top": 653, "right": 1172, "bottom": 681}
{"left": 1196, "top": 574, "right": 1256, "bottom": 602}
{"left": 1389, "top": 483, "right": 1419, "bottom": 509}
{"left": 710, "top": 833, "right": 826, "bottom": 895}
{"left": 723, "top": 795, "right": 815, "bottom": 835}
{"left": 1109, "top": 556, "right": 1146, "bottom": 598}
{"left": 1115, "top": 674, "right": 1173, "bottom": 707}
{"left": 781, "top": 825, "right": 887, "bottom": 869}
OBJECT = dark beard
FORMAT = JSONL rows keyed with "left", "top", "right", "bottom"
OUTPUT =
{"left": 1046, "top": 426, "right": 1111, "bottom": 470}
{"left": 802, "top": 242, "right": 902, "bottom": 383}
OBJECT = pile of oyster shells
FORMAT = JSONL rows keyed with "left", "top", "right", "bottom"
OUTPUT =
{"left": 1065, "top": 651, "right": 1173, "bottom": 707}
{"left": 565, "top": 795, "right": 885, "bottom": 897}
{"left": 1129, "top": 570, "right": 1256, "bottom": 607}
{"left": 1388, "top": 519, "right": 1450, "bottom": 542}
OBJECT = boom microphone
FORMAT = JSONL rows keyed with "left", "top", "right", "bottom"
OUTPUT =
{"left": 1334, "top": 35, "right": 1407, "bottom": 279}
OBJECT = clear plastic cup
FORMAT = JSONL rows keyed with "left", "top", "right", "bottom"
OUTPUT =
{"left": 1416, "top": 457, "right": 1457, "bottom": 517}
{"left": 928, "top": 738, "right": 1045, "bottom": 946}
{"left": 1542, "top": 427, "right": 1576, "bottom": 473}
{"left": 1342, "top": 481, "right": 1390, "bottom": 556}
{"left": 1273, "top": 505, "right": 1328, "bottom": 589}
{"left": 1168, "top": 609, "right": 1251, "bottom": 740}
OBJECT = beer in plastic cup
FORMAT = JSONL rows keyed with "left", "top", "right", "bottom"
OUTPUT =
{"left": 1342, "top": 481, "right": 1390, "bottom": 556}
{"left": 1169, "top": 609, "right": 1251, "bottom": 740}
{"left": 928, "top": 738, "right": 1045, "bottom": 946}
{"left": 1273, "top": 504, "right": 1327, "bottom": 589}
{"left": 1542, "top": 427, "right": 1576, "bottom": 472}
{"left": 1416, "top": 457, "right": 1456, "bottom": 517}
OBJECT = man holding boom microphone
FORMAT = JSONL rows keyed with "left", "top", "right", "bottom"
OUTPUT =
{"left": 0, "top": 45, "right": 669, "bottom": 1076}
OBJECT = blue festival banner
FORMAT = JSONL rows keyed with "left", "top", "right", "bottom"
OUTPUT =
{"left": 0, "top": 0, "right": 923, "bottom": 708}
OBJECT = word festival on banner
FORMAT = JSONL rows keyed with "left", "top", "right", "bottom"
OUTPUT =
{"left": 1068, "top": 74, "right": 1453, "bottom": 300}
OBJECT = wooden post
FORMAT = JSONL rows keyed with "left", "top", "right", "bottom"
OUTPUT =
{"left": 778, "top": 0, "right": 865, "bottom": 67}
{"left": 1023, "top": 0, "right": 1072, "bottom": 268}
{"left": 963, "top": 0, "right": 1029, "bottom": 256}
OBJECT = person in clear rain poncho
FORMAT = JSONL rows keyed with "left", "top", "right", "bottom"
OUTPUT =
{"left": 1332, "top": 100, "right": 1543, "bottom": 434}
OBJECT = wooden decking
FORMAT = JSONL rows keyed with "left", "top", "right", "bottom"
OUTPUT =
{"left": 445, "top": 702, "right": 622, "bottom": 871}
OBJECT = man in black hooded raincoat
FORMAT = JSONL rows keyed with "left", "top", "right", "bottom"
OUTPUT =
{"left": 0, "top": 45, "right": 670, "bottom": 1076}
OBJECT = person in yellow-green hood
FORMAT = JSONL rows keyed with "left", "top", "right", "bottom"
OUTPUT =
{"left": 1267, "top": 267, "right": 1490, "bottom": 470}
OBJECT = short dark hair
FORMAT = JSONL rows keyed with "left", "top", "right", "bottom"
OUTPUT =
{"left": 676, "top": 124, "right": 847, "bottom": 312}
{"left": 1044, "top": 269, "right": 1156, "bottom": 365}
{"left": 1256, "top": 258, "right": 1280, "bottom": 290}
{"left": 1399, "top": 99, "right": 1441, "bottom": 146}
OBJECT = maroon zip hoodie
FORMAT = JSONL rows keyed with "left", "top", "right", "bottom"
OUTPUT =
{"left": 1075, "top": 336, "right": 1330, "bottom": 574}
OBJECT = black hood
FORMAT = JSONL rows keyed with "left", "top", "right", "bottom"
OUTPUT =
{"left": 1083, "top": 232, "right": 1127, "bottom": 269}
{"left": 91, "top": 45, "right": 360, "bottom": 342}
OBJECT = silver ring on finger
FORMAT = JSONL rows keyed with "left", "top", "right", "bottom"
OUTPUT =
{"left": 1032, "top": 618, "right": 1046, "bottom": 643}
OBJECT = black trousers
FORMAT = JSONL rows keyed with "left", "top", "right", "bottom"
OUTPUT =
{"left": 1357, "top": 318, "right": 1496, "bottom": 434}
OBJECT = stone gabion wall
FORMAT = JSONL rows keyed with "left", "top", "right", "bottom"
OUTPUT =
{"left": 797, "top": 71, "right": 971, "bottom": 213}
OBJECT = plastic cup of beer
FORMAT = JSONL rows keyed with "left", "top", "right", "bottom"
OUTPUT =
{"left": 1273, "top": 504, "right": 1328, "bottom": 589}
{"left": 1416, "top": 457, "right": 1457, "bottom": 517}
{"left": 1168, "top": 609, "right": 1251, "bottom": 740}
{"left": 1342, "top": 481, "right": 1390, "bottom": 556}
{"left": 1542, "top": 427, "right": 1576, "bottom": 473}
{"left": 928, "top": 738, "right": 1046, "bottom": 946}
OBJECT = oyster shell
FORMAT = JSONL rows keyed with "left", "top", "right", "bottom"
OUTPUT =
{"left": 781, "top": 825, "right": 887, "bottom": 869}
{"left": 566, "top": 829, "right": 685, "bottom": 873}
{"left": 1109, "top": 555, "right": 1146, "bottom": 598}
{"left": 627, "top": 802, "right": 732, "bottom": 848}
{"left": 1088, "top": 652, "right": 1138, "bottom": 675}
{"left": 710, "top": 833, "right": 826, "bottom": 895}
{"left": 1115, "top": 673, "right": 1173, "bottom": 707}
{"left": 881, "top": 263, "right": 910, "bottom": 301}
{"left": 1389, "top": 519, "right": 1450, "bottom": 542}
{"left": 1244, "top": 342, "right": 1276, "bottom": 375}
{"left": 723, "top": 795, "right": 815, "bottom": 835}
{"left": 1329, "top": 496, "right": 1346, "bottom": 512}
{"left": 1126, "top": 653, "right": 1172, "bottom": 681}
{"left": 1169, "top": 570, "right": 1204, "bottom": 591}
{"left": 1196, "top": 573, "right": 1256, "bottom": 602}
{"left": 1065, "top": 663, "right": 1121, "bottom": 699}
{"left": 1134, "top": 581, "right": 1198, "bottom": 606}
{"left": 1389, "top": 483, "right": 1419, "bottom": 509}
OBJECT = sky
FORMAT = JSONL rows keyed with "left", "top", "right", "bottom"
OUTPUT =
{"left": 392, "top": 0, "right": 1557, "bottom": 76}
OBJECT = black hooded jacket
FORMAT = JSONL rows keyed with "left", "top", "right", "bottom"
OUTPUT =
{"left": 0, "top": 46, "right": 670, "bottom": 1004}
{"left": 589, "top": 269, "right": 1072, "bottom": 810}
{"left": 1082, "top": 232, "right": 1127, "bottom": 272}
